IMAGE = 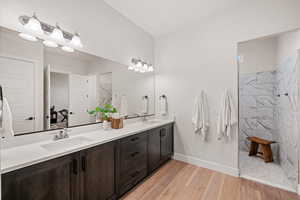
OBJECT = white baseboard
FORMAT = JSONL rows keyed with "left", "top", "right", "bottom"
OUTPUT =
{"left": 173, "top": 153, "right": 240, "bottom": 177}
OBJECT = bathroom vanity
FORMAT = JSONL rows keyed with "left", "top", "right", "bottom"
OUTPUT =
{"left": 1, "top": 120, "right": 174, "bottom": 200}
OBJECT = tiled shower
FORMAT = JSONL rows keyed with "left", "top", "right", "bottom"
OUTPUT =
{"left": 239, "top": 56, "right": 298, "bottom": 189}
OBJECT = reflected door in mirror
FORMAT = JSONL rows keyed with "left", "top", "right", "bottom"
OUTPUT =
{"left": 0, "top": 56, "right": 36, "bottom": 135}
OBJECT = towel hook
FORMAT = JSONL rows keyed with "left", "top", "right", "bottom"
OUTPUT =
{"left": 142, "top": 95, "right": 148, "bottom": 100}
{"left": 159, "top": 94, "right": 166, "bottom": 99}
{"left": 277, "top": 93, "right": 288, "bottom": 97}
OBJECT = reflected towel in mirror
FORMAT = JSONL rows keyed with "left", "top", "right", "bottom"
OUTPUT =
{"left": 0, "top": 97, "right": 14, "bottom": 138}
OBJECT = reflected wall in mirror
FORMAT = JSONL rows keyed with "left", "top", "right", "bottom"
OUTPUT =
{"left": 0, "top": 27, "right": 155, "bottom": 136}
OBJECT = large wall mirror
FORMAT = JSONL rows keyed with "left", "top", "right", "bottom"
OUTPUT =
{"left": 0, "top": 27, "right": 155, "bottom": 136}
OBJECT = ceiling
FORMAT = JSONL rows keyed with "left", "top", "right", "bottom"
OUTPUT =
{"left": 103, "top": 0, "right": 239, "bottom": 37}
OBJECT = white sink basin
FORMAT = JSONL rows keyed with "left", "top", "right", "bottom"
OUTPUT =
{"left": 144, "top": 120, "right": 161, "bottom": 124}
{"left": 41, "top": 137, "right": 92, "bottom": 151}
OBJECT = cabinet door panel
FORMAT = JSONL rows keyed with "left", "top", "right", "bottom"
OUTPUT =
{"left": 148, "top": 128, "right": 161, "bottom": 172}
{"left": 81, "top": 142, "right": 116, "bottom": 200}
{"left": 2, "top": 154, "right": 80, "bottom": 200}
{"left": 160, "top": 125, "right": 174, "bottom": 161}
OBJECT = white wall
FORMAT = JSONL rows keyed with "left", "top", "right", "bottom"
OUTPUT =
{"left": 239, "top": 37, "right": 277, "bottom": 74}
{"left": 155, "top": 0, "right": 300, "bottom": 172}
{"left": 0, "top": 0, "right": 154, "bottom": 66}
{"left": 277, "top": 30, "right": 300, "bottom": 62}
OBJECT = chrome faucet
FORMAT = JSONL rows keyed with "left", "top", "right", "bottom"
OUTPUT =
{"left": 53, "top": 128, "right": 70, "bottom": 140}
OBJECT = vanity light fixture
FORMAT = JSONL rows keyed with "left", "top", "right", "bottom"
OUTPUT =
{"left": 18, "top": 32, "right": 38, "bottom": 42}
{"left": 49, "top": 24, "right": 65, "bottom": 43}
{"left": 43, "top": 40, "right": 58, "bottom": 48}
{"left": 23, "top": 13, "right": 43, "bottom": 35}
{"left": 61, "top": 46, "right": 74, "bottom": 52}
{"left": 70, "top": 33, "right": 83, "bottom": 48}
{"left": 129, "top": 58, "right": 154, "bottom": 73}
{"left": 18, "top": 13, "right": 83, "bottom": 52}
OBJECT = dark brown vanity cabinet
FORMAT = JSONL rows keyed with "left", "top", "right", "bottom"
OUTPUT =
{"left": 148, "top": 124, "right": 174, "bottom": 172}
{"left": 2, "top": 153, "right": 80, "bottom": 200}
{"left": 2, "top": 123, "right": 174, "bottom": 200}
{"left": 80, "top": 142, "right": 117, "bottom": 200}
{"left": 2, "top": 141, "right": 117, "bottom": 200}
{"left": 116, "top": 132, "right": 148, "bottom": 196}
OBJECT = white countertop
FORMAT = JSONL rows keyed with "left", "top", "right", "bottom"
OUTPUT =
{"left": 1, "top": 119, "right": 174, "bottom": 174}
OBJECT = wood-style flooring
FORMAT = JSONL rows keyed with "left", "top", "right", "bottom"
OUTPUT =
{"left": 122, "top": 160, "right": 299, "bottom": 200}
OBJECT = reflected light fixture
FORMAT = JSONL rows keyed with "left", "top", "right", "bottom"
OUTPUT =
{"left": 129, "top": 58, "right": 154, "bottom": 73}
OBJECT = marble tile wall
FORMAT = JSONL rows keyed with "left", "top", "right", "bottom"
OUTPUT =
{"left": 239, "top": 56, "right": 298, "bottom": 187}
{"left": 276, "top": 56, "right": 298, "bottom": 186}
{"left": 239, "top": 71, "right": 278, "bottom": 160}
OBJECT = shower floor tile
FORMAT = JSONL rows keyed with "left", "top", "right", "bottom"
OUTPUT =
{"left": 239, "top": 151, "right": 296, "bottom": 192}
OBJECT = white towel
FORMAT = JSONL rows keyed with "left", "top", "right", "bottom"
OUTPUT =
{"left": 0, "top": 97, "right": 14, "bottom": 138}
{"left": 159, "top": 97, "right": 167, "bottom": 116}
{"left": 119, "top": 95, "right": 128, "bottom": 117}
{"left": 141, "top": 97, "right": 149, "bottom": 114}
{"left": 217, "top": 89, "right": 237, "bottom": 140}
{"left": 192, "top": 91, "right": 209, "bottom": 140}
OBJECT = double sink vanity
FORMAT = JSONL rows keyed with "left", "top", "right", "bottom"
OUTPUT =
{"left": 1, "top": 119, "right": 174, "bottom": 200}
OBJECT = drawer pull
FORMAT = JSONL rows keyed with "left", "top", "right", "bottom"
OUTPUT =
{"left": 131, "top": 152, "right": 140, "bottom": 157}
{"left": 72, "top": 159, "right": 78, "bottom": 175}
{"left": 81, "top": 156, "right": 86, "bottom": 172}
{"left": 131, "top": 171, "right": 140, "bottom": 178}
{"left": 131, "top": 137, "right": 139, "bottom": 142}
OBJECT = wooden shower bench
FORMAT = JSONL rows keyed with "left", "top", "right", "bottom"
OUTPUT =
{"left": 247, "top": 136, "right": 276, "bottom": 163}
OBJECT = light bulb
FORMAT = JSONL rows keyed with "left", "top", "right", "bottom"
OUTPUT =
{"left": 43, "top": 40, "right": 58, "bottom": 48}
{"left": 61, "top": 46, "right": 74, "bottom": 52}
{"left": 50, "top": 25, "right": 65, "bottom": 43}
{"left": 143, "top": 63, "right": 148, "bottom": 71}
{"left": 128, "top": 65, "right": 134, "bottom": 70}
{"left": 70, "top": 33, "right": 83, "bottom": 48}
{"left": 148, "top": 65, "right": 154, "bottom": 72}
{"left": 18, "top": 32, "right": 38, "bottom": 41}
{"left": 24, "top": 14, "right": 43, "bottom": 35}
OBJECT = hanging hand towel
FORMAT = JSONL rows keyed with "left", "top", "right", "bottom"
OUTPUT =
{"left": 217, "top": 89, "right": 237, "bottom": 140}
{"left": 192, "top": 91, "right": 209, "bottom": 140}
{"left": 119, "top": 95, "right": 128, "bottom": 117}
{"left": 0, "top": 97, "right": 14, "bottom": 138}
{"left": 159, "top": 96, "right": 167, "bottom": 116}
{"left": 141, "top": 96, "right": 149, "bottom": 114}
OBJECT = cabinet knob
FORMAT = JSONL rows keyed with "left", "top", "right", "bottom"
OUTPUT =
{"left": 131, "top": 152, "right": 140, "bottom": 157}
{"left": 131, "top": 137, "right": 139, "bottom": 142}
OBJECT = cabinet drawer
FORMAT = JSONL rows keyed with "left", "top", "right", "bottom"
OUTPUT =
{"left": 119, "top": 166, "right": 147, "bottom": 196}
{"left": 120, "top": 132, "right": 147, "bottom": 146}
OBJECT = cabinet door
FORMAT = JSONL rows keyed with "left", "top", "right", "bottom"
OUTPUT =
{"left": 160, "top": 124, "right": 174, "bottom": 162}
{"left": 148, "top": 127, "right": 161, "bottom": 172}
{"left": 81, "top": 142, "right": 116, "bottom": 200}
{"left": 2, "top": 154, "right": 80, "bottom": 200}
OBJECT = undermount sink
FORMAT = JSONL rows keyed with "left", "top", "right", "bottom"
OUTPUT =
{"left": 144, "top": 120, "right": 161, "bottom": 124}
{"left": 41, "top": 137, "right": 92, "bottom": 151}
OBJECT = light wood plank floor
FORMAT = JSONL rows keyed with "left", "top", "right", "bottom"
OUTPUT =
{"left": 122, "top": 160, "right": 299, "bottom": 200}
